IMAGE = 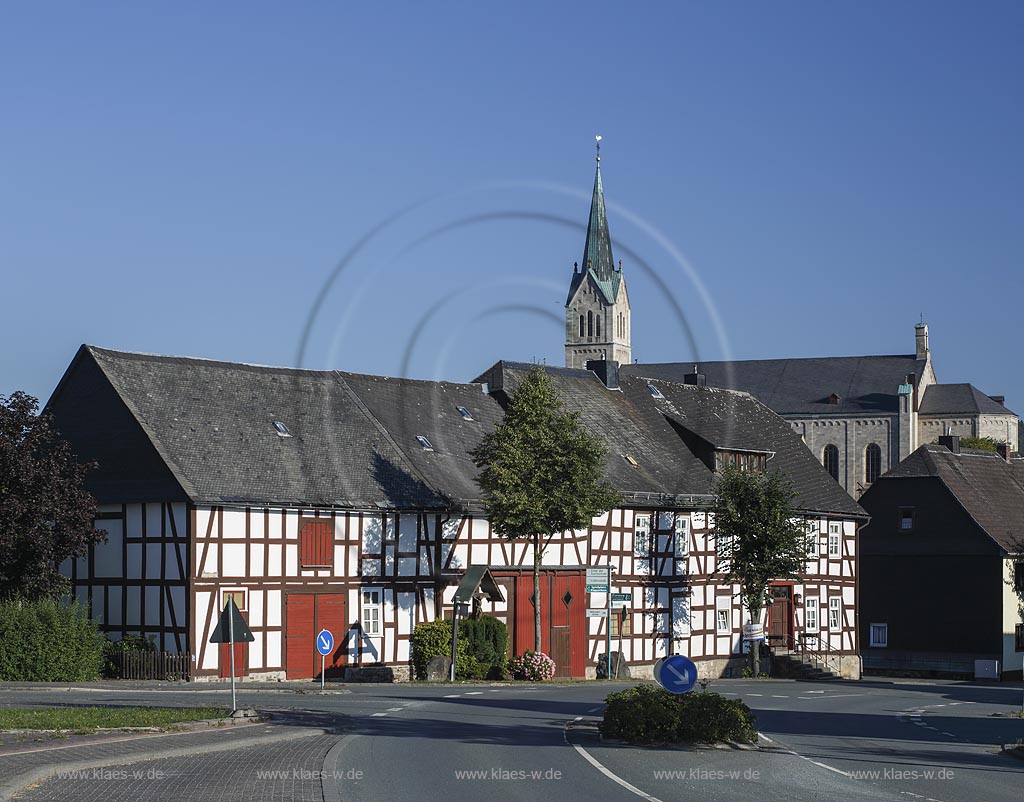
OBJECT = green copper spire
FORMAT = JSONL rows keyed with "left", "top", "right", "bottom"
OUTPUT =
{"left": 582, "top": 141, "right": 616, "bottom": 282}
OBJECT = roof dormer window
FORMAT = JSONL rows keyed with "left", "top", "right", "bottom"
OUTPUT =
{"left": 273, "top": 421, "right": 292, "bottom": 437}
{"left": 647, "top": 384, "right": 665, "bottom": 399}
{"left": 416, "top": 436, "right": 435, "bottom": 451}
{"left": 456, "top": 406, "right": 474, "bottom": 421}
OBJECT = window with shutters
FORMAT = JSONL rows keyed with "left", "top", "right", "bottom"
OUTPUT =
{"left": 300, "top": 518, "right": 333, "bottom": 569}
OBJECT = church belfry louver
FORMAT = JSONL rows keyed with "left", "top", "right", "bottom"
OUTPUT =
{"left": 564, "top": 139, "right": 631, "bottom": 369}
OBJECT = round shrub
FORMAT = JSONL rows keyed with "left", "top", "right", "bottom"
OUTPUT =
{"left": 601, "top": 684, "right": 757, "bottom": 745}
{"left": 509, "top": 650, "right": 556, "bottom": 681}
{"left": 410, "top": 617, "right": 508, "bottom": 680}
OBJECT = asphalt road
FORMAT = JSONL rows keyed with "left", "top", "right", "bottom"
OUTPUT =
{"left": 0, "top": 677, "right": 1021, "bottom": 802}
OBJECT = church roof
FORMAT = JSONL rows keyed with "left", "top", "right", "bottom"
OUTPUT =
{"left": 918, "top": 383, "right": 1016, "bottom": 417}
{"left": 881, "top": 444, "right": 1024, "bottom": 553}
{"left": 624, "top": 355, "right": 929, "bottom": 416}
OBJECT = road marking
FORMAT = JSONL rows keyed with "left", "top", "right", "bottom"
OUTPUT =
{"left": 465, "top": 691, "right": 483, "bottom": 695}
{"left": 566, "top": 734, "right": 664, "bottom": 802}
{"left": 806, "top": 690, "right": 825, "bottom": 694}
{"left": 588, "top": 706, "right": 603, "bottom": 713}
{"left": 758, "top": 733, "right": 849, "bottom": 777}
{"left": 771, "top": 695, "right": 789, "bottom": 698}
{"left": 443, "top": 694, "right": 461, "bottom": 698}
{"left": 370, "top": 712, "right": 389, "bottom": 717}
{"left": 747, "top": 693, "right": 764, "bottom": 697}
{"left": 386, "top": 707, "right": 403, "bottom": 712}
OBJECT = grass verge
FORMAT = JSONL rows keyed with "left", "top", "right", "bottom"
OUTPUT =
{"left": 0, "top": 706, "right": 230, "bottom": 732}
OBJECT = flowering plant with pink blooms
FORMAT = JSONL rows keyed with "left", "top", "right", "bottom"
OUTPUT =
{"left": 509, "top": 650, "right": 557, "bottom": 681}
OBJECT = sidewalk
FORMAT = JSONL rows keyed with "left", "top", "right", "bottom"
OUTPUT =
{"left": 0, "top": 709, "right": 345, "bottom": 802}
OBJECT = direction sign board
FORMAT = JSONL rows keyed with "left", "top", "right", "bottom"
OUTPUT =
{"left": 610, "top": 593, "right": 632, "bottom": 603}
{"left": 586, "top": 609, "right": 609, "bottom": 618}
{"left": 585, "top": 584, "right": 608, "bottom": 593}
{"left": 586, "top": 567, "right": 610, "bottom": 585}
{"left": 316, "top": 629, "right": 335, "bottom": 656}
{"left": 653, "top": 654, "right": 698, "bottom": 694}
{"left": 742, "top": 623, "right": 765, "bottom": 641}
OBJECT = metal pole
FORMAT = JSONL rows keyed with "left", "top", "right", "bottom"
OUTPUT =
{"left": 449, "top": 603, "right": 459, "bottom": 682}
{"left": 606, "top": 564, "right": 612, "bottom": 680}
{"left": 228, "top": 604, "right": 236, "bottom": 712}
{"left": 321, "top": 653, "right": 325, "bottom": 692}
{"left": 618, "top": 604, "right": 625, "bottom": 677}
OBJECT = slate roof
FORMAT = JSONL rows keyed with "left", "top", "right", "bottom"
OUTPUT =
{"left": 48, "top": 346, "right": 865, "bottom": 520}
{"left": 882, "top": 444, "right": 1024, "bottom": 553}
{"left": 626, "top": 376, "right": 866, "bottom": 518}
{"left": 623, "top": 355, "right": 929, "bottom": 415}
{"left": 918, "top": 383, "right": 1016, "bottom": 416}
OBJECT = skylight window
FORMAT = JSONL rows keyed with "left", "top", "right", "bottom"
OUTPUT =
{"left": 273, "top": 421, "right": 292, "bottom": 437}
{"left": 456, "top": 406, "right": 474, "bottom": 421}
{"left": 647, "top": 384, "right": 665, "bottom": 399}
{"left": 416, "top": 436, "right": 435, "bottom": 451}
{"left": 623, "top": 455, "right": 639, "bottom": 467}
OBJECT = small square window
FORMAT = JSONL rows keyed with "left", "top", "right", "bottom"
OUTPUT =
{"left": 869, "top": 623, "right": 888, "bottom": 648}
{"left": 222, "top": 590, "right": 246, "bottom": 611}
{"left": 610, "top": 607, "right": 632, "bottom": 637}
{"left": 898, "top": 508, "right": 915, "bottom": 531}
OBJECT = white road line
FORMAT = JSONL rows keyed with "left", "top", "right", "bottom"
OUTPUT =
{"left": 588, "top": 706, "right": 603, "bottom": 713}
{"left": 566, "top": 735, "right": 664, "bottom": 802}
{"left": 771, "top": 695, "right": 789, "bottom": 698}
{"left": 806, "top": 690, "right": 825, "bottom": 694}
{"left": 747, "top": 693, "right": 764, "bottom": 697}
{"left": 443, "top": 694, "right": 461, "bottom": 698}
{"left": 386, "top": 707, "right": 403, "bottom": 712}
{"left": 465, "top": 692, "right": 483, "bottom": 695}
{"left": 370, "top": 712, "right": 388, "bottom": 717}
{"left": 758, "top": 733, "right": 849, "bottom": 777}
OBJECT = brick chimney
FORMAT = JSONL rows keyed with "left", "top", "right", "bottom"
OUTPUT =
{"left": 990, "top": 395, "right": 1005, "bottom": 406}
{"left": 997, "top": 443, "right": 1012, "bottom": 462}
{"left": 915, "top": 323, "right": 929, "bottom": 360}
{"left": 938, "top": 434, "right": 960, "bottom": 454}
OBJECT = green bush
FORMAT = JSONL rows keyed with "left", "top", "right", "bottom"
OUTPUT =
{"left": 0, "top": 597, "right": 105, "bottom": 681}
{"left": 460, "top": 615, "right": 508, "bottom": 676}
{"left": 601, "top": 684, "right": 757, "bottom": 744}
{"left": 410, "top": 616, "right": 509, "bottom": 680}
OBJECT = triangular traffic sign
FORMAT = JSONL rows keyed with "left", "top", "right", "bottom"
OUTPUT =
{"left": 209, "top": 597, "right": 255, "bottom": 643}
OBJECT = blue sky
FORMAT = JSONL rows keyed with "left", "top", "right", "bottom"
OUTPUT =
{"left": 2, "top": 2, "right": 1022, "bottom": 417}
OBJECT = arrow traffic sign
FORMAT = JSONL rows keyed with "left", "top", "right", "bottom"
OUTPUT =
{"left": 585, "top": 584, "right": 609, "bottom": 593}
{"left": 316, "top": 629, "right": 335, "bottom": 656}
{"left": 653, "top": 654, "right": 698, "bottom": 694}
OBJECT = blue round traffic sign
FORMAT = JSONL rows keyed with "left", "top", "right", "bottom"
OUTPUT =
{"left": 653, "top": 655, "right": 698, "bottom": 694}
{"left": 316, "top": 629, "right": 335, "bottom": 656}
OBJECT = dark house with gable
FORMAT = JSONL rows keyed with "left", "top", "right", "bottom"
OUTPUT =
{"left": 858, "top": 435, "right": 1024, "bottom": 679}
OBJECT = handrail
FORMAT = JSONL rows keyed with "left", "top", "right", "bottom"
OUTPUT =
{"left": 766, "top": 632, "right": 843, "bottom": 677}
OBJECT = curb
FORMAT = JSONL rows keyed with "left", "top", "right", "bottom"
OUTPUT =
{"left": 1001, "top": 744, "right": 1024, "bottom": 761}
{"left": 0, "top": 718, "right": 328, "bottom": 802}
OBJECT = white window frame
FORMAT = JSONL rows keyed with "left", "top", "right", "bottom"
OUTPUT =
{"left": 633, "top": 514, "right": 651, "bottom": 557}
{"left": 828, "top": 597, "right": 841, "bottom": 632}
{"left": 806, "top": 521, "right": 819, "bottom": 558}
{"left": 869, "top": 623, "right": 888, "bottom": 648}
{"left": 827, "top": 529, "right": 841, "bottom": 557}
{"left": 804, "top": 597, "right": 818, "bottom": 633}
{"left": 361, "top": 588, "right": 382, "bottom": 636}
{"left": 715, "top": 598, "right": 731, "bottom": 634}
{"left": 673, "top": 516, "right": 689, "bottom": 574}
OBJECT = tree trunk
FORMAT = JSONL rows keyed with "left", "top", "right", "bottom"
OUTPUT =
{"left": 533, "top": 533, "right": 542, "bottom": 652}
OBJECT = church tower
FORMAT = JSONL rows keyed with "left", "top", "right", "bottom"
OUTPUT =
{"left": 564, "top": 140, "right": 631, "bottom": 369}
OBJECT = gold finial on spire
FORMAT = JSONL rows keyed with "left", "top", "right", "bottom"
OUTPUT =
{"left": 595, "top": 134, "right": 602, "bottom": 162}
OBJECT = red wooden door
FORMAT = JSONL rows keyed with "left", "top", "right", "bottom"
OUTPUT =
{"left": 510, "top": 571, "right": 585, "bottom": 678}
{"left": 286, "top": 594, "right": 315, "bottom": 679}
{"left": 285, "top": 593, "right": 347, "bottom": 680}
{"left": 316, "top": 594, "right": 346, "bottom": 677}
{"left": 219, "top": 641, "right": 246, "bottom": 678}
{"left": 767, "top": 585, "right": 793, "bottom": 649}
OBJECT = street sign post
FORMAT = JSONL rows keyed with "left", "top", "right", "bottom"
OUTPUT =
{"left": 653, "top": 654, "right": 698, "bottom": 694}
{"left": 610, "top": 592, "right": 632, "bottom": 603}
{"left": 316, "top": 629, "right": 335, "bottom": 691}
{"left": 586, "top": 609, "right": 608, "bottom": 617}
{"left": 586, "top": 565, "right": 614, "bottom": 678}
{"left": 209, "top": 597, "right": 254, "bottom": 712}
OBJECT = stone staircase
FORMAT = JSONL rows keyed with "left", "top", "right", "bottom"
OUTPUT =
{"left": 771, "top": 653, "right": 841, "bottom": 681}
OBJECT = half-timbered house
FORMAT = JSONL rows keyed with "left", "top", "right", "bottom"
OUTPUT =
{"left": 46, "top": 345, "right": 865, "bottom": 681}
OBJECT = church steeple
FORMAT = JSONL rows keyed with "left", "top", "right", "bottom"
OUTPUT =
{"left": 564, "top": 137, "right": 631, "bottom": 370}
{"left": 582, "top": 141, "right": 615, "bottom": 282}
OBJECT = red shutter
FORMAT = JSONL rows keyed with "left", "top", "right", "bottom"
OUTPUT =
{"left": 299, "top": 519, "right": 333, "bottom": 569}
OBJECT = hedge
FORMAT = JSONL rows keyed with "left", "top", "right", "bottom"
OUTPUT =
{"left": 0, "top": 597, "right": 105, "bottom": 681}
{"left": 601, "top": 684, "right": 757, "bottom": 744}
{"left": 410, "top": 616, "right": 508, "bottom": 680}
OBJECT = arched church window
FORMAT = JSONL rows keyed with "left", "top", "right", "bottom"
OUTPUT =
{"left": 823, "top": 445, "right": 839, "bottom": 482}
{"left": 865, "top": 443, "right": 882, "bottom": 484}
{"left": 579, "top": 315, "right": 585, "bottom": 337}
{"left": 587, "top": 311, "right": 593, "bottom": 337}
{"left": 596, "top": 316, "right": 601, "bottom": 337}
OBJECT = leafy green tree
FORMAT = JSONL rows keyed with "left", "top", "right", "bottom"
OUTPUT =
{"left": 932, "top": 435, "right": 1002, "bottom": 452}
{"left": 0, "top": 392, "right": 102, "bottom": 599}
{"left": 471, "top": 367, "right": 621, "bottom": 651}
{"left": 712, "top": 465, "right": 809, "bottom": 676}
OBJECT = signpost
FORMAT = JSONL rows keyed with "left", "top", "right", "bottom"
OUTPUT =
{"left": 653, "top": 654, "right": 698, "bottom": 694}
{"left": 316, "top": 629, "right": 335, "bottom": 691}
{"left": 586, "top": 609, "right": 608, "bottom": 617}
{"left": 610, "top": 593, "right": 632, "bottom": 603}
{"left": 586, "top": 565, "right": 614, "bottom": 679}
{"left": 209, "top": 597, "right": 255, "bottom": 712}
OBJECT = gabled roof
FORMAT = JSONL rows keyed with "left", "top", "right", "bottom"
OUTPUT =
{"left": 918, "top": 383, "right": 1016, "bottom": 416}
{"left": 626, "top": 376, "right": 866, "bottom": 518}
{"left": 624, "top": 355, "right": 929, "bottom": 415}
{"left": 882, "top": 444, "right": 1024, "bottom": 553}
